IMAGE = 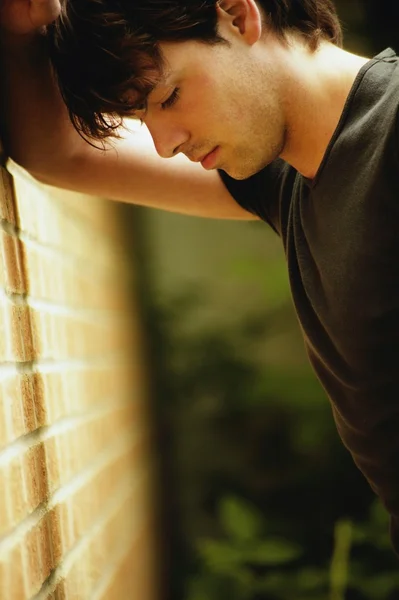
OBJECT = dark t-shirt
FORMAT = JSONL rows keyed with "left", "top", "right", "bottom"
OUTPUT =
{"left": 219, "top": 48, "right": 399, "bottom": 556}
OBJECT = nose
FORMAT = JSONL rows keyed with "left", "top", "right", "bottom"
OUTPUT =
{"left": 145, "top": 116, "right": 188, "bottom": 159}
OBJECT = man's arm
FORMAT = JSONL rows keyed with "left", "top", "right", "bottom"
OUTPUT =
{"left": 0, "top": 9, "right": 256, "bottom": 221}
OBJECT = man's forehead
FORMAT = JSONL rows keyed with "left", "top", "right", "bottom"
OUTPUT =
{"left": 148, "top": 68, "right": 173, "bottom": 98}
{"left": 157, "top": 66, "right": 172, "bottom": 86}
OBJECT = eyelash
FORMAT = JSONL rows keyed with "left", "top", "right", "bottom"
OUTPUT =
{"left": 161, "top": 87, "right": 180, "bottom": 110}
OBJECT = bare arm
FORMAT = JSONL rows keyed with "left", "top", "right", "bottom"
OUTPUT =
{"left": 0, "top": 5, "right": 256, "bottom": 220}
{"left": 38, "top": 127, "right": 256, "bottom": 220}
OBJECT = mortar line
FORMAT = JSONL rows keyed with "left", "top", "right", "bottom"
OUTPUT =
{"left": 0, "top": 430, "right": 140, "bottom": 555}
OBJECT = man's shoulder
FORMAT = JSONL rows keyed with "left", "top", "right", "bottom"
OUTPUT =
{"left": 367, "top": 48, "right": 399, "bottom": 113}
{"left": 341, "top": 49, "right": 399, "bottom": 155}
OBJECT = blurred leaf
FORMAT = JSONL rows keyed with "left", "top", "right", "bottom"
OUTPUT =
{"left": 195, "top": 539, "right": 256, "bottom": 600}
{"left": 256, "top": 571, "right": 296, "bottom": 595}
{"left": 185, "top": 573, "right": 244, "bottom": 600}
{"left": 185, "top": 577, "right": 212, "bottom": 600}
{"left": 219, "top": 496, "right": 263, "bottom": 542}
{"left": 295, "top": 567, "right": 329, "bottom": 592}
{"left": 247, "top": 538, "right": 303, "bottom": 565}
{"left": 352, "top": 502, "right": 391, "bottom": 550}
{"left": 256, "top": 569, "right": 328, "bottom": 600}
{"left": 329, "top": 519, "right": 352, "bottom": 600}
{"left": 349, "top": 571, "right": 399, "bottom": 599}
{"left": 197, "top": 539, "right": 243, "bottom": 575}
{"left": 369, "top": 499, "right": 389, "bottom": 528}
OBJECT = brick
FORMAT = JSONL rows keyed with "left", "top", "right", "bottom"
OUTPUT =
{"left": 0, "top": 506, "right": 62, "bottom": 599}
{"left": 24, "top": 444, "right": 49, "bottom": 511}
{"left": 7, "top": 444, "right": 142, "bottom": 598}
{"left": 29, "top": 307, "right": 131, "bottom": 361}
{"left": 0, "top": 297, "right": 35, "bottom": 363}
{"left": 21, "top": 238, "right": 127, "bottom": 310}
{"left": 0, "top": 475, "right": 8, "bottom": 541}
{"left": 0, "top": 295, "right": 14, "bottom": 362}
{"left": 2, "top": 297, "right": 135, "bottom": 366}
{"left": 40, "top": 185, "right": 130, "bottom": 248}
{"left": 0, "top": 387, "right": 145, "bottom": 541}
{"left": 0, "top": 373, "right": 25, "bottom": 448}
{"left": 53, "top": 580, "right": 67, "bottom": 600}
{"left": 23, "top": 511, "right": 59, "bottom": 597}
{"left": 96, "top": 541, "right": 137, "bottom": 600}
{"left": 0, "top": 372, "right": 49, "bottom": 450}
{"left": 54, "top": 490, "right": 139, "bottom": 599}
{"left": 40, "top": 363, "right": 139, "bottom": 426}
{"left": 0, "top": 443, "right": 47, "bottom": 537}
{"left": 0, "top": 540, "right": 26, "bottom": 599}
{"left": 19, "top": 372, "right": 47, "bottom": 430}
{"left": 2, "top": 453, "right": 29, "bottom": 535}
{"left": 97, "top": 526, "right": 159, "bottom": 600}
{"left": 1, "top": 394, "right": 145, "bottom": 537}
{"left": 0, "top": 164, "right": 17, "bottom": 225}
{"left": 0, "top": 159, "right": 157, "bottom": 600}
{"left": 10, "top": 303, "right": 35, "bottom": 362}
{"left": 48, "top": 189, "right": 119, "bottom": 233}
{"left": 0, "top": 249, "right": 6, "bottom": 291}
{"left": 0, "top": 410, "right": 138, "bottom": 538}
{"left": 44, "top": 406, "right": 138, "bottom": 493}
{"left": 10, "top": 165, "right": 125, "bottom": 268}
{"left": 62, "top": 444, "right": 144, "bottom": 546}
{"left": 0, "top": 231, "right": 27, "bottom": 295}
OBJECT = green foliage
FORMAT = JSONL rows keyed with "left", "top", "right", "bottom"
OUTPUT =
{"left": 219, "top": 496, "right": 264, "bottom": 542}
{"left": 352, "top": 499, "right": 391, "bottom": 549}
{"left": 330, "top": 520, "right": 353, "bottom": 600}
{"left": 349, "top": 571, "right": 399, "bottom": 600}
{"left": 151, "top": 290, "right": 399, "bottom": 599}
{"left": 187, "top": 494, "right": 304, "bottom": 600}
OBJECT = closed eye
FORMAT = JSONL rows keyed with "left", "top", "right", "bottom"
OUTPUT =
{"left": 161, "top": 87, "right": 180, "bottom": 110}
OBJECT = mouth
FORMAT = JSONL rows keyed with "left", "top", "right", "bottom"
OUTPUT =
{"left": 187, "top": 147, "right": 220, "bottom": 170}
{"left": 199, "top": 146, "right": 220, "bottom": 170}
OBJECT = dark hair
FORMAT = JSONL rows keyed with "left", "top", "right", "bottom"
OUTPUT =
{"left": 47, "top": 1, "right": 342, "bottom": 142}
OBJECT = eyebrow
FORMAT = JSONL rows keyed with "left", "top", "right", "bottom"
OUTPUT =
{"left": 128, "top": 68, "right": 173, "bottom": 120}
{"left": 144, "top": 72, "right": 173, "bottom": 109}
{"left": 150, "top": 68, "right": 172, "bottom": 94}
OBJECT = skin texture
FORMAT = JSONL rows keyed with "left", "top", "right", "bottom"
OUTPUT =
{"left": 0, "top": 0, "right": 61, "bottom": 35}
{"left": 142, "top": 2, "right": 287, "bottom": 180}
{"left": 141, "top": 0, "right": 369, "bottom": 180}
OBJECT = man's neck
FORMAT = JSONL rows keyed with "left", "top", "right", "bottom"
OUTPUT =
{"left": 279, "top": 42, "right": 370, "bottom": 180}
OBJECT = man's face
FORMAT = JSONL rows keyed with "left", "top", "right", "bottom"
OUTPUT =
{"left": 141, "top": 14, "right": 288, "bottom": 179}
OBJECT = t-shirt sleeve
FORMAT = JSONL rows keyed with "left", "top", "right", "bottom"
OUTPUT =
{"left": 217, "top": 159, "right": 288, "bottom": 235}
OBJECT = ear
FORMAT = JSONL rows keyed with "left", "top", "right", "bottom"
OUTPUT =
{"left": 216, "top": 0, "right": 263, "bottom": 44}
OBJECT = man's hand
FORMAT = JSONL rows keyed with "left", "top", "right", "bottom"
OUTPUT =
{"left": 0, "top": 0, "right": 61, "bottom": 36}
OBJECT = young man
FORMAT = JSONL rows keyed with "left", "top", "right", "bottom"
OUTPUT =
{"left": 2, "top": 0, "right": 399, "bottom": 558}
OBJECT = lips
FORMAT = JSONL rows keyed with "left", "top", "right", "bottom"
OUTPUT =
{"left": 200, "top": 146, "right": 219, "bottom": 170}
{"left": 198, "top": 150, "right": 213, "bottom": 163}
{"left": 186, "top": 146, "right": 220, "bottom": 169}
{"left": 189, "top": 150, "right": 213, "bottom": 162}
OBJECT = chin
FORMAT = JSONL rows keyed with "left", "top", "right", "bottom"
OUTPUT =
{"left": 220, "top": 144, "right": 280, "bottom": 179}
{"left": 222, "top": 162, "right": 267, "bottom": 180}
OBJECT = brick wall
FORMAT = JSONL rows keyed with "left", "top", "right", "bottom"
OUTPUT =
{"left": 0, "top": 157, "right": 159, "bottom": 599}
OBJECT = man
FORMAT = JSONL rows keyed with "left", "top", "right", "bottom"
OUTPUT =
{"left": 2, "top": 0, "right": 399, "bottom": 558}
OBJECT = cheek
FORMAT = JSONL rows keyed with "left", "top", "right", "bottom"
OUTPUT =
{"left": 183, "top": 74, "right": 222, "bottom": 122}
